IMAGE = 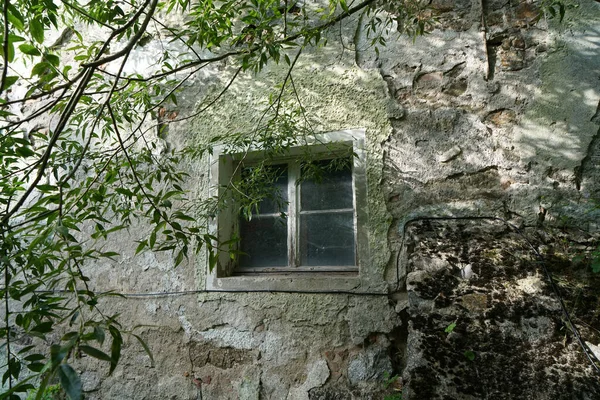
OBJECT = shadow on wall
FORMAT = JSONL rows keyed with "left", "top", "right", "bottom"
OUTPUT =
{"left": 378, "top": 0, "right": 600, "bottom": 233}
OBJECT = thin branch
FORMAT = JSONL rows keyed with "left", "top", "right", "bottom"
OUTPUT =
{"left": 62, "top": 147, "right": 121, "bottom": 217}
{"left": 0, "top": 70, "right": 86, "bottom": 107}
{"left": 2, "top": 87, "right": 69, "bottom": 131}
{"left": 1, "top": 0, "right": 158, "bottom": 224}
{"left": 120, "top": 0, "right": 202, "bottom": 60}
{"left": 107, "top": 103, "right": 173, "bottom": 231}
{"left": 274, "top": 47, "right": 302, "bottom": 119}
{"left": 172, "top": 65, "right": 242, "bottom": 124}
{"left": 145, "top": 63, "right": 205, "bottom": 114}
{"left": 249, "top": 47, "right": 303, "bottom": 142}
{"left": 0, "top": 159, "right": 41, "bottom": 182}
{"left": 1, "top": 0, "right": 10, "bottom": 94}
{"left": 82, "top": 0, "right": 159, "bottom": 68}
{"left": 59, "top": 0, "right": 116, "bottom": 31}
{"left": 285, "top": 0, "right": 376, "bottom": 44}
{"left": 0, "top": 67, "right": 94, "bottom": 225}
{"left": 9, "top": 209, "right": 58, "bottom": 230}
{"left": 59, "top": 39, "right": 133, "bottom": 188}
{"left": 1, "top": 231, "right": 13, "bottom": 392}
{"left": 289, "top": 74, "right": 314, "bottom": 132}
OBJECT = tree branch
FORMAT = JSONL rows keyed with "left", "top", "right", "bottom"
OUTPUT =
{"left": 82, "top": 0, "right": 159, "bottom": 68}
{"left": 59, "top": 0, "right": 116, "bottom": 31}
{"left": 1, "top": 0, "right": 158, "bottom": 225}
{"left": 1, "top": 0, "right": 10, "bottom": 94}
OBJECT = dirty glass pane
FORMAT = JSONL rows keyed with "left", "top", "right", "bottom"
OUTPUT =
{"left": 301, "top": 160, "right": 353, "bottom": 211}
{"left": 242, "top": 164, "right": 288, "bottom": 215}
{"left": 300, "top": 212, "right": 355, "bottom": 266}
{"left": 239, "top": 216, "right": 288, "bottom": 268}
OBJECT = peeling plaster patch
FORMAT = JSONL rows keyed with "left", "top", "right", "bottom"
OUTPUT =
{"left": 145, "top": 302, "right": 160, "bottom": 315}
{"left": 346, "top": 297, "right": 399, "bottom": 345}
{"left": 286, "top": 360, "right": 329, "bottom": 400}
{"left": 411, "top": 256, "right": 452, "bottom": 274}
{"left": 485, "top": 108, "right": 517, "bottom": 126}
{"left": 586, "top": 342, "right": 600, "bottom": 362}
{"left": 438, "top": 146, "right": 462, "bottom": 163}
{"left": 347, "top": 346, "right": 392, "bottom": 384}
{"left": 515, "top": 3, "right": 600, "bottom": 169}
{"left": 199, "top": 327, "right": 255, "bottom": 350}
{"left": 239, "top": 376, "right": 260, "bottom": 400}
{"left": 258, "top": 332, "right": 284, "bottom": 362}
{"left": 461, "top": 293, "right": 488, "bottom": 313}
{"left": 516, "top": 276, "right": 544, "bottom": 294}
{"left": 178, "top": 307, "right": 194, "bottom": 337}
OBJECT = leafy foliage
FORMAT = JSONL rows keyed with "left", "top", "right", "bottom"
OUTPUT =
{"left": 0, "top": 0, "right": 435, "bottom": 397}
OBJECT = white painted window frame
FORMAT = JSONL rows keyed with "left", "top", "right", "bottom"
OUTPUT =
{"left": 206, "top": 129, "right": 368, "bottom": 291}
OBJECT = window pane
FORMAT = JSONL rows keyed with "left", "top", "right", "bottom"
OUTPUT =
{"left": 242, "top": 164, "right": 288, "bottom": 215}
{"left": 239, "top": 216, "right": 288, "bottom": 268}
{"left": 300, "top": 212, "right": 355, "bottom": 266}
{"left": 259, "top": 165, "right": 288, "bottom": 214}
{"left": 301, "top": 160, "right": 353, "bottom": 211}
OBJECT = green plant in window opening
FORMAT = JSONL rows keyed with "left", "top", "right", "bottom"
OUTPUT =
{"left": 207, "top": 129, "right": 368, "bottom": 286}
{"left": 236, "top": 157, "right": 357, "bottom": 271}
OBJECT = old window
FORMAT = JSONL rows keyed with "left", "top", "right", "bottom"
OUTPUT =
{"left": 207, "top": 129, "right": 367, "bottom": 289}
{"left": 238, "top": 157, "right": 356, "bottom": 272}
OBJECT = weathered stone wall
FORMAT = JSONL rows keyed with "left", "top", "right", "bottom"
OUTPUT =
{"left": 403, "top": 219, "right": 600, "bottom": 399}
{"left": 31, "top": 0, "right": 600, "bottom": 399}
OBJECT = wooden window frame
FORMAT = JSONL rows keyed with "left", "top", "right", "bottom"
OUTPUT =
{"left": 236, "top": 157, "right": 358, "bottom": 273}
{"left": 206, "top": 129, "right": 368, "bottom": 290}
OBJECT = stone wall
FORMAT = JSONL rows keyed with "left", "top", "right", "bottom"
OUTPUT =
{"left": 13, "top": 0, "right": 600, "bottom": 399}
{"left": 403, "top": 219, "right": 600, "bottom": 399}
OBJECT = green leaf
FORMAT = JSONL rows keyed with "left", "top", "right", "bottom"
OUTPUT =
{"left": 135, "top": 240, "right": 147, "bottom": 254}
{"left": 7, "top": 5, "right": 25, "bottom": 31}
{"left": 592, "top": 258, "right": 600, "bottom": 273}
{"left": 1, "top": 42, "right": 15, "bottom": 62}
{"left": 444, "top": 323, "right": 456, "bottom": 334}
{"left": 94, "top": 325, "right": 105, "bottom": 345}
{"left": 175, "top": 249, "right": 184, "bottom": 266}
{"left": 35, "top": 373, "right": 52, "bottom": 400}
{"left": 339, "top": 0, "right": 349, "bottom": 12}
{"left": 78, "top": 345, "right": 112, "bottom": 362}
{"left": 149, "top": 230, "right": 157, "bottom": 248}
{"left": 31, "top": 321, "right": 53, "bottom": 334}
{"left": 464, "top": 350, "right": 475, "bottom": 361}
{"left": 31, "top": 62, "right": 50, "bottom": 76}
{"left": 108, "top": 326, "right": 122, "bottom": 375}
{"left": 29, "top": 18, "right": 45, "bottom": 44}
{"left": 18, "top": 43, "right": 41, "bottom": 56}
{"left": 15, "top": 146, "right": 35, "bottom": 157}
{"left": 27, "top": 362, "right": 45, "bottom": 372}
{"left": 133, "top": 334, "right": 155, "bottom": 367}
{"left": 2, "top": 76, "right": 18, "bottom": 91}
{"left": 58, "top": 364, "right": 82, "bottom": 400}
{"left": 24, "top": 354, "right": 45, "bottom": 362}
{"left": 50, "top": 344, "right": 69, "bottom": 366}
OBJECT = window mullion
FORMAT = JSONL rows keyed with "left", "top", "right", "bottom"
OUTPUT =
{"left": 288, "top": 162, "right": 300, "bottom": 267}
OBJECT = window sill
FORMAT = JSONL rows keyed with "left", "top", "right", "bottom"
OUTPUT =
{"left": 205, "top": 273, "right": 361, "bottom": 292}
{"left": 235, "top": 266, "right": 359, "bottom": 274}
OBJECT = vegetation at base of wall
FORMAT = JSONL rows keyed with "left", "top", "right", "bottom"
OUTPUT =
{"left": 25, "top": 384, "right": 63, "bottom": 400}
{"left": 0, "top": 0, "right": 573, "bottom": 398}
{"left": 382, "top": 371, "right": 403, "bottom": 400}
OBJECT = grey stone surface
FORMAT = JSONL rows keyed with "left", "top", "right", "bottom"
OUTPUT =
{"left": 12, "top": 0, "right": 600, "bottom": 399}
{"left": 287, "top": 360, "right": 330, "bottom": 400}
{"left": 347, "top": 346, "right": 392, "bottom": 385}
